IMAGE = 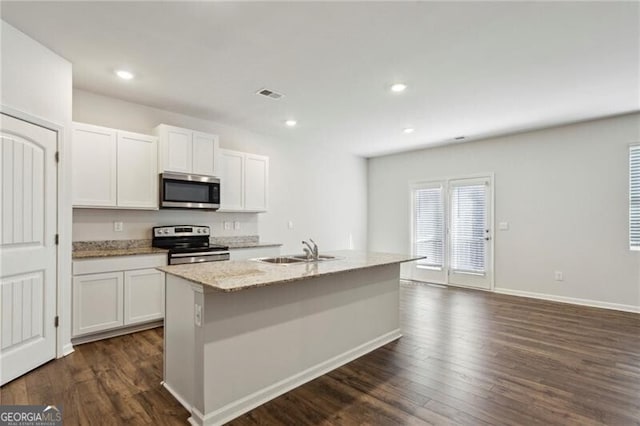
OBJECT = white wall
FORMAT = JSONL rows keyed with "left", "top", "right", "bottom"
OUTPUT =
{"left": 368, "top": 113, "right": 640, "bottom": 310}
{"left": 72, "top": 90, "right": 368, "bottom": 253}
{"left": 1, "top": 21, "right": 74, "bottom": 355}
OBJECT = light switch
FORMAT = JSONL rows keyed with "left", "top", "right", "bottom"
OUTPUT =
{"left": 234, "top": 221, "right": 240, "bottom": 230}
{"left": 288, "top": 221, "right": 294, "bottom": 230}
{"left": 114, "top": 221, "right": 123, "bottom": 232}
{"left": 498, "top": 222, "right": 509, "bottom": 231}
{"left": 194, "top": 303, "right": 202, "bottom": 327}
{"left": 224, "top": 222, "right": 231, "bottom": 230}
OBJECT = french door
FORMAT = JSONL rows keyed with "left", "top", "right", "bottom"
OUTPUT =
{"left": 409, "top": 176, "right": 493, "bottom": 290}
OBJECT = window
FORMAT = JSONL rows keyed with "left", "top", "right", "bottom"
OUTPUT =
{"left": 630, "top": 145, "right": 640, "bottom": 249}
{"left": 413, "top": 184, "right": 444, "bottom": 269}
{"left": 450, "top": 183, "right": 487, "bottom": 273}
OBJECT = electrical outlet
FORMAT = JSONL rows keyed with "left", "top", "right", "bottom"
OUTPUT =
{"left": 234, "top": 221, "right": 240, "bottom": 230}
{"left": 554, "top": 271, "right": 564, "bottom": 281}
{"left": 288, "top": 221, "right": 294, "bottom": 229}
{"left": 224, "top": 222, "right": 231, "bottom": 231}
{"left": 194, "top": 303, "right": 202, "bottom": 327}
{"left": 113, "top": 221, "right": 123, "bottom": 232}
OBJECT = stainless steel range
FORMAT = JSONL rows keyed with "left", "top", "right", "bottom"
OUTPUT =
{"left": 152, "top": 225, "right": 230, "bottom": 265}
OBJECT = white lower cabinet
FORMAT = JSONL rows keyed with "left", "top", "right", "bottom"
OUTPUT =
{"left": 72, "top": 254, "right": 166, "bottom": 338}
{"left": 124, "top": 269, "right": 165, "bottom": 325}
{"left": 73, "top": 272, "right": 124, "bottom": 336}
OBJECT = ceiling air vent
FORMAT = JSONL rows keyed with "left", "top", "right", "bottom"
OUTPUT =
{"left": 256, "top": 88, "right": 285, "bottom": 100}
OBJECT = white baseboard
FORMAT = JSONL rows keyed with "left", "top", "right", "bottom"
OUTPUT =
{"left": 189, "top": 329, "right": 402, "bottom": 426}
{"left": 71, "top": 320, "right": 163, "bottom": 345}
{"left": 494, "top": 287, "right": 640, "bottom": 314}
{"left": 162, "top": 381, "right": 192, "bottom": 413}
{"left": 62, "top": 343, "right": 75, "bottom": 357}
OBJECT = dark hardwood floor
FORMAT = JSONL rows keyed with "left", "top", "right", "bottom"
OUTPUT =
{"left": 2, "top": 283, "right": 639, "bottom": 425}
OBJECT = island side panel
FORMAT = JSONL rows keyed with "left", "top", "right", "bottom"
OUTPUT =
{"left": 197, "top": 263, "right": 401, "bottom": 424}
{"left": 163, "top": 274, "right": 199, "bottom": 411}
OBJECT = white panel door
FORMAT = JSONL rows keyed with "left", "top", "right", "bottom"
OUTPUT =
{"left": 162, "top": 126, "right": 192, "bottom": 173}
{"left": 72, "top": 272, "right": 124, "bottom": 336}
{"left": 117, "top": 131, "right": 158, "bottom": 209}
{"left": 192, "top": 131, "right": 219, "bottom": 176}
{"left": 220, "top": 149, "right": 244, "bottom": 210}
{"left": 0, "top": 113, "right": 57, "bottom": 385}
{"left": 244, "top": 154, "right": 269, "bottom": 211}
{"left": 72, "top": 123, "right": 117, "bottom": 207}
{"left": 124, "top": 269, "right": 165, "bottom": 325}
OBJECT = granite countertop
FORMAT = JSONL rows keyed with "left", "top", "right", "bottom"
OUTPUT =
{"left": 211, "top": 235, "right": 282, "bottom": 249}
{"left": 72, "top": 239, "right": 167, "bottom": 259}
{"left": 158, "top": 250, "right": 423, "bottom": 292}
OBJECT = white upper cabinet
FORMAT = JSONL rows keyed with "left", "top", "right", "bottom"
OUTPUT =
{"left": 155, "top": 124, "right": 219, "bottom": 176}
{"left": 117, "top": 131, "right": 158, "bottom": 209}
{"left": 219, "top": 149, "right": 269, "bottom": 212}
{"left": 244, "top": 154, "right": 269, "bottom": 211}
{"left": 72, "top": 123, "right": 118, "bottom": 207}
{"left": 220, "top": 150, "right": 245, "bottom": 211}
{"left": 73, "top": 123, "right": 158, "bottom": 209}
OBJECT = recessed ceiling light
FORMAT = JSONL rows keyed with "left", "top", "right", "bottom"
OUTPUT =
{"left": 285, "top": 120, "right": 297, "bottom": 127}
{"left": 403, "top": 128, "right": 415, "bottom": 134}
{"left": 390, "top": 83, "right": 407, "bottom": 93}
{"left": 115, "top": 70, "right": 134, "bottom": 80}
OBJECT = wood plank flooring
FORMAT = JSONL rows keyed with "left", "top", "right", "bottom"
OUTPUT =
{"left": 1, "top": 282, "right": 639, "bottom": 425}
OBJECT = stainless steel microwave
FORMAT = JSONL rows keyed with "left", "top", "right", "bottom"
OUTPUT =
{"left": 159, "top": 172, "right": 220, "bottom": 210}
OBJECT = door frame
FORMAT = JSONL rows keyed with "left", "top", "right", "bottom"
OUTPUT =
{"left": 1, "top": 104, "right": 74, "bottom": 358}
{"left": 407, "top": 172, "right": 495, "bottom": 291}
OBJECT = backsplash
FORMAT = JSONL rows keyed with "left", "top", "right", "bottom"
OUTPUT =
{"left": 72, "top": 208, "right": 259, "bottom": 241}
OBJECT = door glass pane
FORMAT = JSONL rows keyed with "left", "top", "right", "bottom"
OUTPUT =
{"left": 450, "top": 183, "right": 486, "bottom": 274}
{"left": 414, "top": 187, "right": 444, "bottom": 268}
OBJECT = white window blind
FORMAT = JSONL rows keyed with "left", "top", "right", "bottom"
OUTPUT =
{"left": 413, "top": 186, "right": 444, "bottom": 268}
{"left": 630, "top": 145, "right": 640, "bottom": 249}
{"left": 450, "top": 183, "right": 487, "bottom": 274}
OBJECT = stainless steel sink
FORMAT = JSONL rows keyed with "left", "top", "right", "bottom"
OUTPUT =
{"left": 256, "top": 254, "right": 341, "bottom": 264}
{"left": 290, "top": 254, "right": 338, "bottom": 261}
{"left": 257, "top": 256, "right": 306, "bottom": 264}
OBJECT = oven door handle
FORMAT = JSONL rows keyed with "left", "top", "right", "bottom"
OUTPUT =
{"left": 171, "top": 251, "right": 230, "bottom": 258}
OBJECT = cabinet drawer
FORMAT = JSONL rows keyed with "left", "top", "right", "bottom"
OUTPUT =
{"left": 73, "top": 253, "right": 167, "bottom": 275}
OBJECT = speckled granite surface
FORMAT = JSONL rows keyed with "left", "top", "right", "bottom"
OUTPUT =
{"left": 211, "top": 235, "right": 282, "bottom": 249}
{"left": 158, "top": 250, "right": 422, "bottom": 292}
{"left": 72, "top": 239, "right": 167, "bottom": 259}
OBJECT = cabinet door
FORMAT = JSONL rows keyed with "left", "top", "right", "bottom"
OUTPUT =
{"left": 72, "top": 123, "right": 117, "bottom": 207}
{"left": 192, "top": 131, "right": 219, "bottom": 176}
{"left": 124, "top": 269, "right": 165, "bottom": 325}
{"left": 244, "top": 154, "right": 269, "bottom": 211}
{"left": 220, "top": 149, "right": 244, "bottom": 210}
{"left": 117, "top": 131, "right": 158, "bottom": 209}
{"left": 159, "top": 125, "right": 192, "bottom": 173}
{"left": 73, "top": 272, "right": 124, "bottom": 336}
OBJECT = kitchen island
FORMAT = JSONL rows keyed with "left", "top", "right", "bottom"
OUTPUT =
{"left": 158, "top": 250, "right": 420, "bottom": 426}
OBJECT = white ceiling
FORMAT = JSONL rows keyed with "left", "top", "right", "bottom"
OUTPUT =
{"left": 2, "top": 1, "right": 639, "bottom": 157}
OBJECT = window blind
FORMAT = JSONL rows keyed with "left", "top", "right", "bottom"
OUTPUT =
{"left": 414, "top": 186, "right": 444, "bottom": 268}
{"left": 450, "top": 183, "right": 486, "bottom": 273}
{"left": 630, "top": 146, "right": 640, "bottom": 249}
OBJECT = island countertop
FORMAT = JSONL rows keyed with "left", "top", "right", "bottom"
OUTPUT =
{"left": 158, "top": 250, "right": 422, "bottom": 292}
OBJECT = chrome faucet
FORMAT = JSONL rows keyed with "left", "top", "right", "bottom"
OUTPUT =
{"left": 302, "top": 239, "right": 319, "bottom": 260}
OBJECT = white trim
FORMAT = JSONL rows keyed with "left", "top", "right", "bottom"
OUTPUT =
{"left": 188, "top": 329, "right": 402, "bottom": 426}
{"left": 71, "top": 320, "right": 163, "bottom": 345}
{"left": 162, "top": 381, "right": 192, "bottom": 413}
{"left": 494, "top": 287, "right": 640, "bottom": 314}
{"left": 62, "top": 343, "right": 75, "bottom": 357}
{"left": 0, "top": 105, "right": 72, "bottom": 360}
